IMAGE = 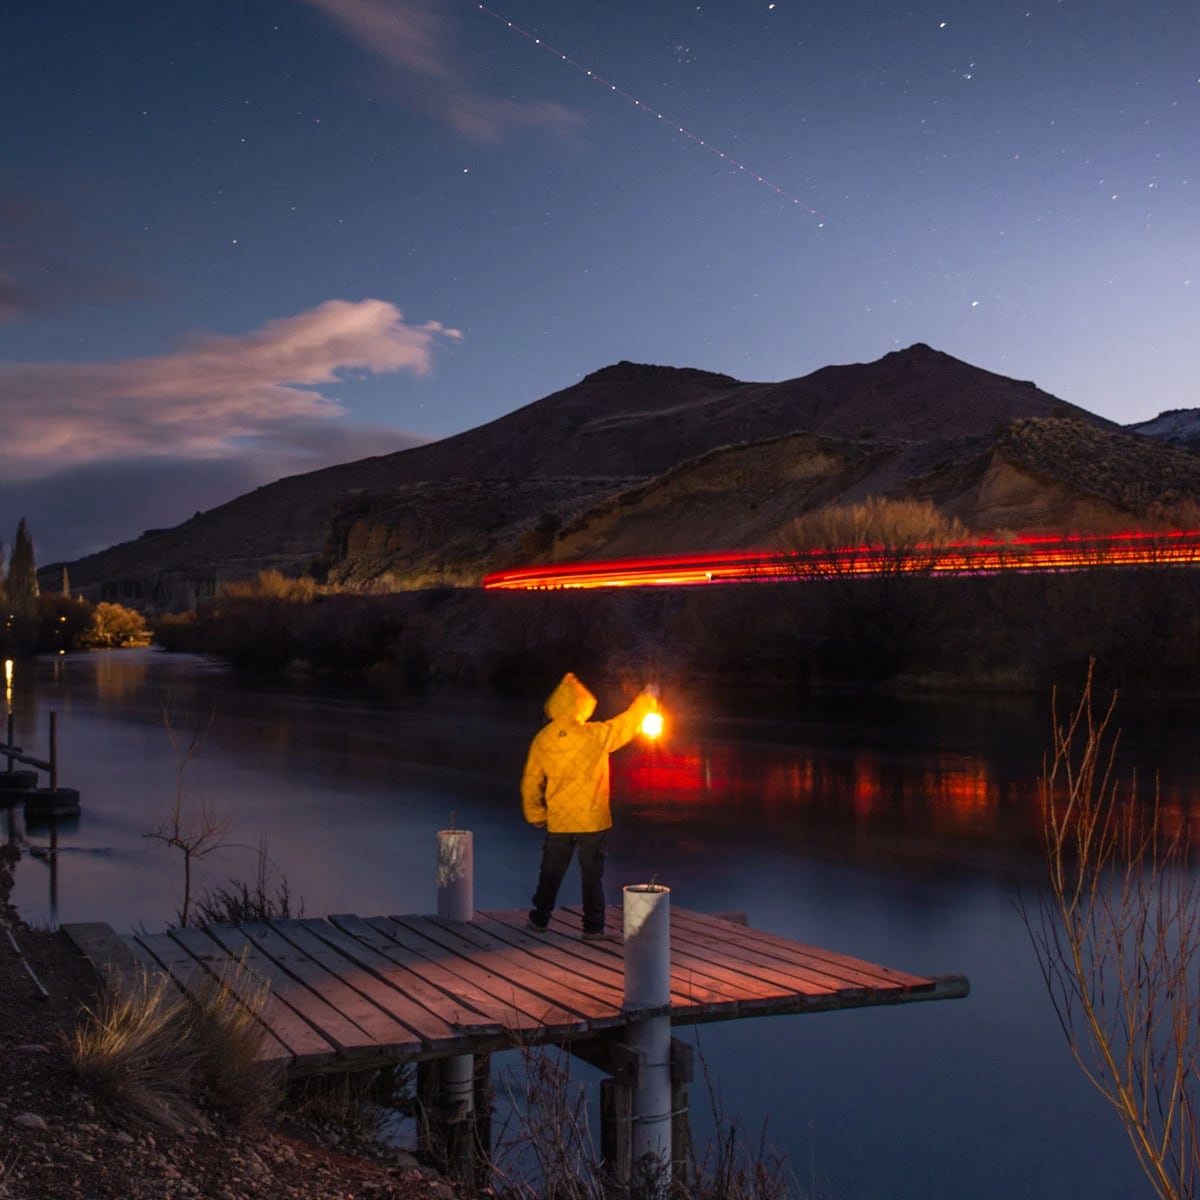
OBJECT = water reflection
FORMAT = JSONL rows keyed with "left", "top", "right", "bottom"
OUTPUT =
{"left": 93, "top": 649, "right": 151, "bottom": 704}
{"left": 616, "top": 738, "right": 1049, "bottom": 871}
{"left": 11, "top": 649, "right": 1200, "bottom": 1200}
{"left": 3, "top": 797, "right": 25, "bottom": 846}
{"left": 23, "top": 815, "right": 71, "bottom": 925}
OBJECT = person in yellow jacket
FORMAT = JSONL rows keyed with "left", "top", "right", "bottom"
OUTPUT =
{"left": 522, "top": 672, "right": 658, "bottom": 938}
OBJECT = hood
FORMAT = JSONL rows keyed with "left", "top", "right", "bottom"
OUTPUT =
{"left": 544, "top": 673, "right": 597, "bottom": 723}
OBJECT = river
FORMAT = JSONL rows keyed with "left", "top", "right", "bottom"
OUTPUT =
{"left": 8, "top": 648, "right": 1200, "bottom": 1199}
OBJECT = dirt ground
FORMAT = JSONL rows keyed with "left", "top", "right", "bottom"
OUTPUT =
{"left": 0, "top": 843, "right": 468, "bottom": 1200}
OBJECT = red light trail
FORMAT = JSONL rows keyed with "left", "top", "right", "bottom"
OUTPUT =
{"left": 473, "top": 2, "right": 824, "bottom": 221}
{"left": 482, "top": 530, "right": 1200, "bottom": 590}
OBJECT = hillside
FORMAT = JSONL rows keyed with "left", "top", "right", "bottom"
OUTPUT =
{"left": 45, "top": 344, "right": 1118, "bottom": 607}
{"left": 544, "top": 418, "right": 1200, "bottom": 563}
{"left": 1128, "top": 408, "right": 1200, "bottom": 451}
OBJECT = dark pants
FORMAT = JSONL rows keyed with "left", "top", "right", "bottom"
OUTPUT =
{"left": 529, "top": 830, "right": 608, "bottom": 933}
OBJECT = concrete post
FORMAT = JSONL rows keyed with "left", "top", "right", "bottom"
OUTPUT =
{"left": 437, "top": 828, "right": 474, "bottom": 922}
{"left": 434, "top": 828, "right": 475, "bottom": 1178}
{"left": 623, "top": 884, "right": 672, "bottom": 1195}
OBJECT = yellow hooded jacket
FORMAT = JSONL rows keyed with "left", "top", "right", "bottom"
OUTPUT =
{"left": 521, "top": 673, "right": 656, "bottom": 834}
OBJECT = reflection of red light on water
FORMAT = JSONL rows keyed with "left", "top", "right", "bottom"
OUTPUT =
{"left": 616, "top": 732, "right": 1200, "bottom": 861}
{"left": 619, "top": 747, "right": 722, "bottom": 803}
{"left": 618, "top": 742, "right": 1016, "bottom": 832}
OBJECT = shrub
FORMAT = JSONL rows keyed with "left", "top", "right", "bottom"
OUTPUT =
{"left": 193, "top": 841, "right": 303, "bottom": 925}
{"left": 218, "top": 570, "right": 317, "bottom": 604}
{"left": 77, "top": 602, "right": 152, "bottom": 648}
{"left": 70, "top": 962, "right": 278, "bottom": 1132}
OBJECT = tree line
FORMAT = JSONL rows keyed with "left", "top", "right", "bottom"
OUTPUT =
{"left": 1, "top": 518, "right": 150, "bottom": 655}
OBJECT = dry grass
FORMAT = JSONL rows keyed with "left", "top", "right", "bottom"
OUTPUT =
{"left": 487, "top": 1046, "right": 797, "bottom": 1200}
{"left": 191, "top": 963, "right": 282, "bottom": 1127}
{"left": 69, "top": 960, "right": 278, "bottom": 1133}
{"left": 70, "top": 971, "right": 204, "bottom": 1132}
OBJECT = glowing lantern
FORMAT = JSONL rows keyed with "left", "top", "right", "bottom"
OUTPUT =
{"left": 640, "top": 710, "right": 664, "bottom": 740}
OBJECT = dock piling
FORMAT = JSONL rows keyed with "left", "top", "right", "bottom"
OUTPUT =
{"left": 621, "top": 884, "right": 673, "bottom": 1194}
{"left": 428, "top": 828, "right": 479, "bottom": 1180}
{"left": 437, "top": 828, "right": 474, "bottom": 922}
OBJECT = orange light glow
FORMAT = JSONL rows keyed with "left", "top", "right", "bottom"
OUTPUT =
{"left": 641, "top": 711, "right": 664, "bottom": 740}
{"left": 481, "top": 529, "right": 1200, "bottom": 591}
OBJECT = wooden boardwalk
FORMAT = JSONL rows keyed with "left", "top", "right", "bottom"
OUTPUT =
{"left": 64, "top": 906, "right": 969, "bottom": 1076}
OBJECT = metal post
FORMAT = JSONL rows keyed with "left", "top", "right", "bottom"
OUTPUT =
{"left": 623, "top": 884, "right": 672, "bottom": 1196}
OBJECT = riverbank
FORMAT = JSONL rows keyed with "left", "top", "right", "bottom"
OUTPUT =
{"left": 0, "top": 846, "right": 463, "bottom": 1200}
{"left": 148, "top": 569, "right": 1200, "bottom": 700}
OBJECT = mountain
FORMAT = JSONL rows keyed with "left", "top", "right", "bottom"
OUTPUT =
{"left": 46, "top": 344, "right": 1131, "bottom": 607}
{"left": 1127, "top": 409, "right": 1200, "bottom": 451}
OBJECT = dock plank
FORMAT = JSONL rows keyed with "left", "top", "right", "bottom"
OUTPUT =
{"left": 269, "top": 919, "right": 464, "bottom": 1051}
{"left": 388, "top": 916, "right": 628, "bottom": 1022}
{"left": 467, "top": 912, "right": 651, "bottom": 1007}
{"left": 667, "top": 918, "right": 868, "bottom": 997}
{"left": 229, "top": 921, "right": 423, "bottom": 1058}
{"left": 371, "top": 916, "right": 592, "bottom": 1037}
{"left": 329, "top": 914, "right": 563, "bottom": 1032}
{"left": 401, "top": 914, "right": 628, "bottom": 1018}
{"left": 131, "top": 930, "right": 297, "bottom": 1064}
{"left": 673, "top": 909, "right": 933, "bottom": 990}
{"left": 299, "top": 918, "right": 503, "bottom": 1037}
{"left": 189, "top": 923, "right": 381, "bottom": 1062}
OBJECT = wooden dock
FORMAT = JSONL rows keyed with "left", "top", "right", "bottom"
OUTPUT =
{"left": 64, "top": 905, "right": 969, "bottom": 1075}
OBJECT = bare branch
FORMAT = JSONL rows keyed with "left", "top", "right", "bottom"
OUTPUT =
{"left": 1022, "top": 660, "right": 1200, "bottom": 1200}
{"left": 144, "top": 699, "right": 227, "bottom": 926}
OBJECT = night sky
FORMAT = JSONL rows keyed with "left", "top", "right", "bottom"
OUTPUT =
{"left": 3, "top": 0, "right": 1197, "bottom": 563}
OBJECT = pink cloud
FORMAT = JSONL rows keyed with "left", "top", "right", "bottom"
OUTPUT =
{"left": 0, "top": 299, "right": 459, "bottom": 481}
{"left": 302, "top": 0, "right": 583, "bottom": 141}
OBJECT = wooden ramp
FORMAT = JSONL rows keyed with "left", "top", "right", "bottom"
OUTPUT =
{"left": 63, "top": 906, "right": 969, "bottom": 1076}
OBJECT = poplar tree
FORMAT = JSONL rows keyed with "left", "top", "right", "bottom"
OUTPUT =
{"left": 8, "top": 518, "right": 39, "bottom": 623}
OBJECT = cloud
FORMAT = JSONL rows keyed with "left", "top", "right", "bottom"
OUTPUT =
{"left": 0, "top": 298, "right": 460, "bottom": 482}
{"left": 0, "top": 425, "right": 430, "bottom": 566}
{"left": 302, "top": 0, "right": 583, "bottom": 141}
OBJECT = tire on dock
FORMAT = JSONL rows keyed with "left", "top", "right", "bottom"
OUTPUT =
{"left": 0, "top": 770, "right": 38, "bottom": 792}
{"left": 23, "top": 787, "right": 81, "bottom": 819}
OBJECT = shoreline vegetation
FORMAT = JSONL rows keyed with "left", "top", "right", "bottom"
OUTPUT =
{"left": 143, "top": 565, "right": 1200, "bottom": 702}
